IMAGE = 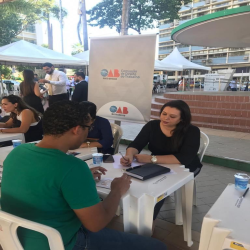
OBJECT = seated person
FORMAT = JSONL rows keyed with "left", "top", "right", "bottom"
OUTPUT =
{"left": 120, "top": 100, "right": 202, "bottom": 221}
{"left": 1, "top": 100, "right": 166, "bottom": 250}
{"left": 0, "top": 95, "right": 43, "bottom": 142}
{"left": 80, "top": 101, "right": 114, "bottom": 155}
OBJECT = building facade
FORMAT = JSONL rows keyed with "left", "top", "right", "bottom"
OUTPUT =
{"left": 158, "top": 0, "right": 250, "bottom": 81}
{"left": 16, "top": 23, "right": 46, "bottom": 46}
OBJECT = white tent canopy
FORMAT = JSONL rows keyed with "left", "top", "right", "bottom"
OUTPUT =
{"left": 0, "top": 40, "right": 87, "bottom": 68}
{"left": 74, "top": 50, "right": 182, "bottom": 71}
{"left": 161, "top": 47, "right": 211, "bottom": 71}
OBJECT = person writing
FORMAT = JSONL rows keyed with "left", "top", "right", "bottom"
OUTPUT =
{"left": 39, "top": 62, "right": 68, "bottom": 106}
{"left": 20, "top": 69, "right": 44, "bottom": 114}
{"left": 1, "top": 101, "right": 166, "bottom": 250}
{"left": 72, "top": 72, "right": 88, "bottom": 102}
{"left": 0, "top": 95, "right": 43, "bottom": 142}
{"left": 120, "top": 100, "right": 202, "bottom": 221}
{"left": 79, "top": 101, "right": 114, "bottom": 154}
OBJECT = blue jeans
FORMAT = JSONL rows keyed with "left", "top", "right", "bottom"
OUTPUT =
{"left": 72, "top": 226, "right": 167, "bottom": 250}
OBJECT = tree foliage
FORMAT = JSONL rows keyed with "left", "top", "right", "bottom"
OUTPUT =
{"left": 71, "top": 43, "right": 84, "bottom": 55}
{"left": 0, "top": 66, "right": 12, "bottom": 78}
{"left": 0, "top": 0, "right": 67, "bottom": 47}
{"left": 87, "top": 0, "right": 189, "bottom": 34}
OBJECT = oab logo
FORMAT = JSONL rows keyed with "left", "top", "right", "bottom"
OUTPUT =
{"left": 101, "top": 69, "right": 120, "bottom": 78}
{"left": 101, "top": 69, "right": 109, "bottom": 77}
{"left": 110, "top": 106, "right": 128, "bottom": 115}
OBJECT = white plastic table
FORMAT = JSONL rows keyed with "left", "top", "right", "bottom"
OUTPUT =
{"left": 0, "top": 144, "right": 97, "bottom": 164}
{"left": 87, "top": 159, "right": 194, "bottom": 247}
{"left": 199, "top": 183, "right": 250, "bottom": 250}
{"left": 0, "top": 133, "right": 25, "bottom": 144}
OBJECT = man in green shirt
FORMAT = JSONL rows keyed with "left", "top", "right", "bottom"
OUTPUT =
{"left": 1, "top": 101, "right": 166, "bottom": 250}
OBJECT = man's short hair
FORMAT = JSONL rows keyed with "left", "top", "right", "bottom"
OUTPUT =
{"left": 59, "top": 68, "right": 65, "bottom": 72}
{"left": 75, "top": 72, "right": 85, "bottom": 79}
{"left": 34, "top": 74, "right": 38, "bottom": 76}
{"left": 80, "top": 101, "right": 97, "bottom": 120}
{"left": 42, "top": 62, "right": 54, "bottom": 68}
{"left": 43, "top": 100, "right": 90, "bottom": 136}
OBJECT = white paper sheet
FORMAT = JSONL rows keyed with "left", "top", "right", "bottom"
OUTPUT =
{"left": 96, "top": 178, "right": 113, "bottom": 189}
{"left": 112, "top": 155, "right": 143, "bottom": 169}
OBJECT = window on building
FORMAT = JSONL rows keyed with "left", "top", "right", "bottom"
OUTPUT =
{"left": 24, "top": 24, "right": 36, "bottom": 33}
{"left": 229, "top": 51, "right": 246, "bottom": 56}
{"left": 209, "top": 53, "right": 227, "bottom": 58}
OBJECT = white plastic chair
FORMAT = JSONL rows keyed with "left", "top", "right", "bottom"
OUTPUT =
{"left": 193, "top": 131, "right": 209, "bottom": 206}
{"left": 110, "top": 123, "right": 123, "bottom": 155}
{"left": 0, "top": 210, "right": 65, "bottom": 250}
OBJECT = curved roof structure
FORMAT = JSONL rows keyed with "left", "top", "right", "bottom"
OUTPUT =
{"left": 171, "top": 6, "right": 250, "bottom": 48}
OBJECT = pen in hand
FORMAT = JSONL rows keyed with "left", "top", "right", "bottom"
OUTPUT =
{"left": 119, "top": 152, "right": 131, "bottom": 167}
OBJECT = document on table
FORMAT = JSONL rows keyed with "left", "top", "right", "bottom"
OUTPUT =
{"left": 96, "top": 178, "right": 113, "bottom": 189}
{"left": 112, "top": 155, "right": 143, "bottom": 169}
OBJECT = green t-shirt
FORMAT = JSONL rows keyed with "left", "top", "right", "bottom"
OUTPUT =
{"left": 1, "top": 143, "right": 100, "bottom": 250}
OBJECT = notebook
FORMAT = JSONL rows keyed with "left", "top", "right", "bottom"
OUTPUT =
{"left": 125, "top": 163, "right": 170, "bottom": 180}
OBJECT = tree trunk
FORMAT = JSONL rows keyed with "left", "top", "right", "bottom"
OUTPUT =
{"left": 59, "top": 0, "right": 64, "bottom": 53}
{"left": 121, "top": 0, "right": 131, "bottom": 36}
{"left": 80, "top": 0, "right": 88, "bottom": 51}
{"left": 47, "top": 15, "right": 53, "bottom": 50}
{"left": 77, "top": 16, "right": 82, "bottom": 45}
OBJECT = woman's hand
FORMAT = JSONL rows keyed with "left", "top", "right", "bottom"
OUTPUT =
{"left": 90, "top": 167, "right": 107, "bottom": 180}
{"left": 120, "top": 154, "right": 133, "bottom": 167}
{"left": 134, "top": 154, "right": 151, "bottom": 163}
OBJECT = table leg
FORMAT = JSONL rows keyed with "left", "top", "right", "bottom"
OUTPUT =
{"left": 20, "top": 134, "right": 25, "bottom": 143}
{"left": 182, "top": 179, "right": 194, "bottom": 247}
{"left": 122, "top": 194, "right": 155, "bottom": 237}
{"left": 174, "top": 189, "right": 183, "bottom": 225}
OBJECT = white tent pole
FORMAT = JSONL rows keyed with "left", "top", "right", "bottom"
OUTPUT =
{"left": 182, "top": 77, "right": 185, "bottom": 92}
{"left": 193, "top": 76, "right": 195, "bottom": 92}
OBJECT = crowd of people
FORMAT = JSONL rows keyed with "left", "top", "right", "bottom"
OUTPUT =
{"left": 0, "top": 62, "right": 202, "bottom": 250}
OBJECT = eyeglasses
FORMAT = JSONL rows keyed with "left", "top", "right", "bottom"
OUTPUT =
{"left": 82, "top": 125, "right": 94, "bottom": 131}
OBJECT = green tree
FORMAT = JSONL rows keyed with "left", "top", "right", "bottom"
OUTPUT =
{"left": 0, "top": 66, "right": 12, "bottom": 79}
{"left": 0, "top": 8, "right": 23, "bottom": 46}
{"left": 41, "top": 44, "right": 49, "bottom": 48}
{"left": 71, "top": 43, "right": 84, "bottom": 55}
{"left": 87, "top": 0, "right": 189, "bottom": 34}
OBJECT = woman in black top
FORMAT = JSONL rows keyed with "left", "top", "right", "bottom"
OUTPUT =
{"left": 120, "top": 100, "right": 202, "bottom": 220}
{"left": 20, "top": 70, "right": 44, "bottom": 114}
{"left": 0, "top": 95, "right": 43, "bottom": 143}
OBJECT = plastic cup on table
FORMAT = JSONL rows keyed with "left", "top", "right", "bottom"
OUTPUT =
{"left": 12, "top": 140, "right": 22, "bottom": 148}
{"left": 92, "top": 153, "right": 103, "bottom": 166}
{"left": 234, "top": 173, "right": 250, "bottom": 190}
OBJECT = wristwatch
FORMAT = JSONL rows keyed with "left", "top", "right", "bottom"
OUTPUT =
{"left": 151, "top": 155, "right": 157, "bottom": 164}
{"left": 86, "top": 141, "right": 90, "bottom": 147}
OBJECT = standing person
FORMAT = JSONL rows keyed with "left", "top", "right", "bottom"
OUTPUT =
{"left": 59, "top": 68, "right": 71, "bottom": 100}
{"left": 39, "top": 62, "right": 68, "bottom": 106}
{"left": 72, "top": 72, "right": 88, "bottom": 102}
{"left": 0, "top": 95, "right": 43, "bottom": 142}
{"left": 20, "top": 70, "right": 44, "bottom": 114}
{"left": 244, "top": 81, "right": 249, "bottom": 91}
{"left": 1, "top": 100, "right": 167, "bottom": 250}
{"left": 230, "top": 79, "right": 237, "bottom": 91}
{"left": 34, "top": 74, "right": 39, "bottom": 82}
{"left": 177, "top": 77, "right": 183, "bottom": 91}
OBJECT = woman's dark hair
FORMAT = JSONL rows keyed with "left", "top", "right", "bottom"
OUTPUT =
{"left": 80, "top": 101, "right": 97, "bottom": 119}
{"left": 43, "top": 100, "right": 90, "bottom": 136}
{"left": 160, "top": 100, "right": 191, "bottom": 151}
{"left": 20, "top": 69, "right": 35, "bottom": 96}
{"left": 2, "top": 95, "right": 41, "bottom": 124}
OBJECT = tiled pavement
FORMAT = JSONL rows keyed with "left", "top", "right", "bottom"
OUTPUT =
{"left": 116, "top": 144, "right": 249, "bottom": 249}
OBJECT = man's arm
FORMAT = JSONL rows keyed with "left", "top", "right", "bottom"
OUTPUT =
{"left": 74, "top": 174, "right": 131, "bottom": 232}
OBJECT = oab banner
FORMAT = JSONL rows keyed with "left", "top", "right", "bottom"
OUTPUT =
{"left": 88, "top": 35, "right": 156, "bottom": 123}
